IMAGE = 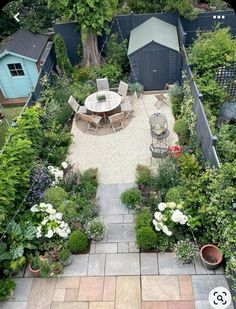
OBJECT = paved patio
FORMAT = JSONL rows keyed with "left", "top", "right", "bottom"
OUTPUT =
{"left": 68, "top": 93, "right": 178, "bottom": 184}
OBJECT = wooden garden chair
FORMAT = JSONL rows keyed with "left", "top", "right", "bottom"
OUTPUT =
{"left": 118, "top": 81, "right": 128, "bottom": 102}
{"left": 96, "top": 78, "right": 109, "bottom": 92}
{"left": 108, "top": 112, "right": 125, "bottom": 133}
{"left": 78, "top": 113, "right": 102, "bottom": 134}
{"left": 67, "top": 95, "right": 87, "bottom": 120}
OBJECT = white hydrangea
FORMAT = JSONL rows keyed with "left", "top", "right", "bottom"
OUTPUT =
{"left": 167, "top": 202, "right": 176, "bottom": 209}
{"left": 48, "top": 165, "right": 63, "bottom": 186}
{"left": 171, "top": 209, "right": 188, "bottom": 225}
{"left": 45, "top": 229, "right": 54, "bottom": 238}
{"left": 158, "top": 202, "right": 166, "bottom": 212}
{"left": 154, "top": 211, "right": 163, "bottom": 221}
{"left": 61, "top": 161, "right": 68, "bottom": 169}
{"left": 162, "top": 225, "right": 173, "bottom": 236}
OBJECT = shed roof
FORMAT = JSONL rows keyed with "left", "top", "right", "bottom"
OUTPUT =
{"left": 128, "top": 17, "right": 180, "bottom": 56}
{"left": 0, "top": 29, "right": 48, "bottom": 61}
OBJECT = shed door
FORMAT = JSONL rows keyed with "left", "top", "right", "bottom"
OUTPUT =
{"left": 139, "top": 46, "right": 168, "bottom": 90}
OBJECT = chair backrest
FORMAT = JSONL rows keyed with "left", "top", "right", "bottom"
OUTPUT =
{"left": 96, "top": 78, "right": 109, "bottom": 92}
{"left": 118, "top": 81, "right": 128, "bottom": 98}
{"left": 68, "top": 95, "right": 80, "bottom": 113}
{"left": 108, "top": 112, "right": 125, "bottom": 124}
{"left": 79, "top": 113, "right": 94, "bottom": 124}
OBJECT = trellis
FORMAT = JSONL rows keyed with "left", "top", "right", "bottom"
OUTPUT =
{"left": 215, "top": 63, "right": 236, "bottom": 99}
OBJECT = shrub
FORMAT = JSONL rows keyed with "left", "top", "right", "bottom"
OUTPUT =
{"left": 168, "top": 83, "right": 183, "bottom": 118}
{"left": 136, "top": 227, "right": 157, "bottom": 250}
{"left": 135, "top": 210, "right": 152, "bottom": 230}
{"left": 57, "top": 200, "right": 78, "bottom": 224}
{"left": 0, "top": 278, "right": 16, "bottom": 301}
{"left": 166, "top": 186, "right": 185, "bottom": 203}
{"left": 107, "top": 34, "right": 129, "bottom": 73}
{"left": 68, "top": 230, "right": 89, "bottom": 253}
{"left": 79, "top": 168, "right": 98, "bottom": 198}
{"left": 44, "top": 187, "right": 69, "bottom": 208}
{"left": 174, "top": 118, "right": 190, "bottom": 145}
{"left": 30, "top": 256, "right": 41, "bottom": 271}
{"left": 128, "top": 82, "right": 144, "bottom": 96}
{"left": 58, "top": 249, "right": 71, "bottom": 262}
{"left": 54, "top": 33, "right": 73, "bottom": 76}
{"left": 121, "top": 187, "right": 141, "bottom": 209}
{"left": 174, "top": 239, "right": 198, "bottom": 264}
{"left": 155, "top": 158, "right": 179, "bottom": 194}
{"left": 136, "top": 164, "right": 153, "bottom": 187}
{"left": 178, "top": 153, "right": 201, "bottom": 176}
{"left": 27, "top": 165, "right": 52, "bottom": 206}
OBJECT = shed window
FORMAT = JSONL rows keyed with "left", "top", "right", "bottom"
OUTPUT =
{"left": 7, "top": 63, "right": 25, "bottom": 76}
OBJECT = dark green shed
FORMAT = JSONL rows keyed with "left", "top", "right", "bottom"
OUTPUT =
{"left": 128, "top": 17, "right": 181, "bottom": 90}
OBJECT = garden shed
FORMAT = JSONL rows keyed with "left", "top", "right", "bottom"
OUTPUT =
{"left": 128, "top": 17, "right": 181, "bottom": 90}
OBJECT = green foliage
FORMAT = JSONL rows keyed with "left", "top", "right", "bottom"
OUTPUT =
{"left": 136, "top": 227, "right": 157, "bottom": 250}
{"left": 54, "top": 34, "right": 73, "bottom": 76}
{"left": 85, "top": 219, "right": 106, "bottom": 240}
{"left": 0, "top": 278, "right": 16, "bottom": 301}
{"left": 127, "top": 0, "right": 196, "bottom": 19}
{"left": 217, "top": 124, "right": 236, "bottom": 163}
{"left": 136, "top": 164, "right": 153, "bottom": 187}
{"left": 174, "top": 118, "right": 190, "bottom": 145}
{"left": 79, "top": 168, "right": 98, "bottom": 199}
{"left": 68, "top": 230, "right": 89, "bottom": 253}
{"left": 135, "top": 210, "right": 152, "bottom": 230}
{"left": 58, "top": 248, "right": 71, "bottom": 262}
{"left": 107, "top": 34, "right": 129, "bottom": 73}
{"left": 128, "top": 82, "right": 144, "bottom": 96}
{"left": 168, "top": 83, "right": 183, "bottom": 119}
{"left": 121, "top": 188, "right": 141, "bottom": 209}
{"left": 156, "top": 233, "right": 176, "bottom": 252}
{"left": 30, "top": 256, "right": 41, "bottom": 270}
{"left": 166, "top": 186, "right": 185, "bottom": 203}
{"left": 44, "top": 187, "right": 69, "bottom": 208}
{"left": 178, "top": 153, "right": 201, "bottom": 177}
{"left": 9, "top": 256, "right": 26, "bottom": 275}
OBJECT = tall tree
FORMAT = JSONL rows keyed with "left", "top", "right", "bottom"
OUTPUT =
{"left": 48, "top": 0, "right": 118, "bottom": 67}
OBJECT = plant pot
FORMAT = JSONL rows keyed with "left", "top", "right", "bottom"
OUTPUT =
{"left": 60, "top": 256, "right": 73, "bottom": 267}
{"left": 200, "top": 244, "right": 223, "bottom": 270}
{"left": 92, "top": 234, "right": 104, "bottom": 242}
{"left": 28, "top": 264, "right": 41, "bottom": 277}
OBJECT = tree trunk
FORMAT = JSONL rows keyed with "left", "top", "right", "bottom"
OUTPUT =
{"left": 80, "top": 29, "right": 101, "bottom": 67}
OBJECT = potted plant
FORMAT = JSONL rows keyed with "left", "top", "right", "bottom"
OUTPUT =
{"left": 39, "top": 259, "right": 51, "bottom": 278}
{"left": 96, "top": 94, "right": 106, "bottom": 102}
{"left": 29, "top": 256, "right": 41, "bottom": 277}
{"left": 200, "top": 244, "right": 223, "bottom": 270}
{"left": 68, "top": 230, "right": 89, "bottom": 253}
{"left": 128, "top": 82, "right": 144, "bottom": 98}
{"left": 0, "top": 278, "right": 16, "bottom": 301}
{"left": 58, "top": 248, "right": 72, "bottom": 266}
{"left": 85, "top": 219, "right": 106, "bottom": 241}
{"left": 174, "top": 239, "right": 198, "bottom": 264}
{"left": 51, "top": 262, "right": 63, "bottom": 276}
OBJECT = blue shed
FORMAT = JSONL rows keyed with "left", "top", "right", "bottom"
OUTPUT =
{"left": 0, "top": 29, "right": 53, "bottom": 100}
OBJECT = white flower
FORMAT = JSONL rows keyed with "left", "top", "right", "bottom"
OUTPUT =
{"left": 155, "top": 225, "right": 161, "bottom": 231}
{"left": 45, "top": 229, "right": 54, "bottom": 238}
{"left": 158, "top": 202, "right": 166, "bottom": 212}
{"left": 167, "top": 202, "right": 176, "bottom": 209}
{"left": 179, "top": 215, "right": 188, "bottom": 225}
{"left": 55, "top": 212, "right": 63, "bottom": 220}
{"left": 154, "top": 211, "right": 163, "bottom": 221}
{"left": 152, "top": 219, "right": 157, "bottom": 226}
{"left": 47, "top": 166, "right": 54, "bottom": 171}
{"left": 42, "top": 218, "right": 48, "bottom": 226}
{"left": 171, "top": 209, "right": 183, "bottom": 223}
{"left": 30, "top": 205, "right": 39, "bottom": 213}
{"left": 61, "top": 161, "right": 68, "bottom": 169}
{"left": 46, "top": 208, "right": 56, "bottom": 215}
{"left": 166, "top": 230, "right": 173, "bottom": 236}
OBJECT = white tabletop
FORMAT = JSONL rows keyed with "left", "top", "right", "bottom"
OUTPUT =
{"left": 84, "top": 91, "right": 121, "bottom": 113}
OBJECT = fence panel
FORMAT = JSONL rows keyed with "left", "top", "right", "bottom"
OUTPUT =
{"left": 182, "top": 46, "right": 220, "bottom": 168}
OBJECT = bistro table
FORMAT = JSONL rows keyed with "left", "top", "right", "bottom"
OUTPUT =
{"left": 84, "top": 90, "right": 121, "bottom": 126}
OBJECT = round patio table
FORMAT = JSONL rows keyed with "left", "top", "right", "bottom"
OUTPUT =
{"left": 85, "top": 90, "right": 121, "bottom": 115}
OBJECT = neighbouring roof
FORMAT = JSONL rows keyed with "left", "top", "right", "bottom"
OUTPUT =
{"left": 128, "top": 17, "right": 180, "bottom": 56}
{"left": 0, "top": 29, "right": 48, "bottom": 61}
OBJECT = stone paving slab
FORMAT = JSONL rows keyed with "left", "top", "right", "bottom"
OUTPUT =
{"left": 194, "top": 256, "right": 215, "bottom": 275}
{"left": 116, "top": 276, "right": 141, "bottom": 309}
{"left": 141, "top": 253, "right": 158, "bottom": 275}
{"left": 105, "top": 253, "right": 140, "bottom": 275}
{"left": 100, "top": 214, "right": 124, "bottom": 224}
{"left": 191, "top": 275, "right": 230, "bottom": 300}
{"left": 142, "top": 276, "right": 180, "bottom": 301}
{"left": 62, "top": 255, "right": 88, "bottom": 277}
{"left": 94, "top": 243, "right": 118, "bottom": 254}
{"left": 78, "top": 277, "right": 104, "bottom": 301}
{"left": 51, "top": 302, "right": 88, "bottom": 309}
{"left": 107, "top": 223, "right": 135, "bottom": 242}
{"left": 87, "top": 254, "right": 105, "bottom": 276}
{"left": 142, "top": 302, "right": 168, "bottom": 309}
{"left": 1, "top": 302, "right": 27, "bottom": 309}
{"left": 158, "top": 253, "right": 196, "bottom": 275}
{"left": 9, "top": 278, "right": 33, "bottom": 302}
{"left": 27, "top": 278, "right": 56, "bottom": 308}
{"left": 117, "top": 242, "right": 129, "bottom": 253}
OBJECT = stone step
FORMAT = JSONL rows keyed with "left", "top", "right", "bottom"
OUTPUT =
{"left": 90, "top": 242, "right": 139, "bottom": 254}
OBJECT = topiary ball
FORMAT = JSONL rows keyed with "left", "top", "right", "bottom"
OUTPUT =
{"left": 68, "top": 230, "right": 88, "bottom": 253}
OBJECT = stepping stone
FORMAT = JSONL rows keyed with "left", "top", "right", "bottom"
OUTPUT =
{"left": 191, "top": 275, "right": 230, "bottom": 300}
{"left": 95, "top": 243, "right": 117, "bottom": 254}
{"left": 116, "top": 276, "right": 141, "bottom": 309}
{"left": 158, "top": 253, "right": 195, "bottom": 275}
{"left": 62, "top": 255, "right": 88, "bottom": 277}
{"left": 105, "top": 253, "right": 140, "bottom": 275}
{"left": 141, "top": 276, "right": 180, "bottom": 301}
{"left": 9, "top": 278, "right": 33, "bottom": 302}
{"left": 141, "top": 253, "right": 158, "bottom": 275}
{"left": 87, "top": 254, "right": 105, "bottom": 276}
{"left": 107, "top": 223, "right": 135, "bottom": 242}
{"left": 142, "top": 276, "right": 180, "bottom": 301}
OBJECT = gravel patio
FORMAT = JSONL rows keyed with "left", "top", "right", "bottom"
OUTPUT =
{"left": 68, "top": 93, "right": 178, "bottom": 184}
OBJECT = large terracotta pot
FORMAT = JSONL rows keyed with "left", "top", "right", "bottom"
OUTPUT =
{"left": 28, "top": 264, "right": 40, "bottom": 277}
{"left": 200, "top": 244, "right": 223, "bottom": 270}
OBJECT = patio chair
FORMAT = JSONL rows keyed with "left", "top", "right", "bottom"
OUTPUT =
{"left": 96, "top": 78, "right": 109, "bottom": 92}
{"left": 120, "top": 93, "right": 135, "bottom": 118}
{"left": 118, "top": 81, "right": 128, "bottom": 102}
{"left": 79, "top": 113, "right": 103, "bottom": 134}
{"left": 108, "top": 112, "right": 125, "bottom": 133}
{"left": 67, "top": 95, "right": 87, "bottom": 119}
{"left": 155, "top": 94, "right": 169, "bottom": 109}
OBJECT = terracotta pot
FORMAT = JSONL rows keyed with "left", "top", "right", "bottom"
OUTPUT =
{"left": 28, "top": 264, "right": 40, "bottom": 277}
{"left": 200, "top": 244, "right": 223, "bottom": 270}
